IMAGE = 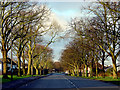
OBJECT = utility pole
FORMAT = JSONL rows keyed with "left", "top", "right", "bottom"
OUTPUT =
{"left": 11, "top": 2, "right": 13, "bottom": 81}
{"left": 31, "top": 37, "right": 33, "bottom": 77}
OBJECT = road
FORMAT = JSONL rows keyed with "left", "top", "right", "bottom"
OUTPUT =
{"left": 19, "top": 73, "right": 119, "bottom": 89}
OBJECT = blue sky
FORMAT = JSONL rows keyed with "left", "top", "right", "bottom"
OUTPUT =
{"left": 46, "top": 2, "right": 87, "bottom": 62}
{"left": 46, "top": 2, "right": 89, "bottom": 21}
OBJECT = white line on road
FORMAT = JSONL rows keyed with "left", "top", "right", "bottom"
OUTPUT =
{"left": 63, "top": 76, "right": 80, "bottom": 90}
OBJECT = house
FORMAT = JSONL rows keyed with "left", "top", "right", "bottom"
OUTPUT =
{"left": 117, "top": 65, "right": 120, "bottom": 72}
{"left": 0, "top": 58, "right": 18, "bottom": 75}
{"left": 104, "top": 65, "right": 113, "bottom": 72}
{"left": 104, "top": 65, "right": 120, "bottom": 72}
{"left": 7, "top": 58, "right": 18, "bottom": 71}
{"left": 0, "top": 60, "right": 3, "bottom": 75}
{"left": 65, "top": 70, "right": 70, "bottom": 74}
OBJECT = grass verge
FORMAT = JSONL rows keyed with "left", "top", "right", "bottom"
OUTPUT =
{"left": 0, "top": 75, "right": 41, "bottom": 83}
{"left": 79, "top": 76, "right": 120, "bottom": 86}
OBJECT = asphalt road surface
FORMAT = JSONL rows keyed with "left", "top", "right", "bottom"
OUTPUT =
{"left": 19, "top": 73, "right": 119, "bottom": 89}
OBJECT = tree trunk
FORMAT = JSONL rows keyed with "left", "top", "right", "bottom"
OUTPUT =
{"left": 77, "top": 65, "right": 79, "bottom": 76}
{"left": 72, "top": 69, "right": 75, "bottom": 76}
{"left": 2, "top": 49, "right": 8, "bottom": 79}
{"left": 80, "top": 63, "right": 82, "bottom": 76}
{"left": 112, "top": 58, "right": 117, "bottom": 79}
{"left": 85, "top": 64, "right": 88, "bottom": 77}
{"left": 102, "top": 50, "right": 105, "bottom": 78}
{"left": 69, "top": 69, "right": 72, "bottom": 75}
{"left": 31, "top": 64, "right": 33, "bottom": 75}
{"left": 90, "top": 59, "right": 93, "bottom": 77}
{"left": 36, "top": 68, "right": 38, "bottom": 75}
{"left": 27, "top": 43, "right": 32, "bottom": 75}
{"left": 40, "top": 69, "right": 42, "bottom": 75}
{"left": 112, "top": 16, "right": 118, "bottom": 79}
{"left": 82, "top": 65, "right": 85, "bottom": 77}
{"left": 96, "top": 60, "right": 98, "bottom": 78}
{"left": 74, "top": 66, "right": 77, "bottom": 76}
{"left": 90, "top": 65, "right": 93, "bottom": 77}
{"left": 17, "top": 52, "right": 21, "bottom": 77}
{"left": 22, "top": 51, "right": 25, "bottom": 76}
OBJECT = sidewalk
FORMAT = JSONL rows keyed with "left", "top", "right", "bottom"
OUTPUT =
{"left": 1, "top": 75, "right": 45, "bottom": 89}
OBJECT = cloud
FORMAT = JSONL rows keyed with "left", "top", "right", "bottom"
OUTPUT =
{"left": 49, "top": 11, "right": 69, "bottom": 32}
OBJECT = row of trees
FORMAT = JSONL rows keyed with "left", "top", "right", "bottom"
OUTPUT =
{"left": 61, "top": 2, "right": 120, "bottom": 79}
{"left": 0, "top": 1, "right": 59, "bottom": 78}
{"left": 31, "top": 44, "right": 54, "bottom": 75}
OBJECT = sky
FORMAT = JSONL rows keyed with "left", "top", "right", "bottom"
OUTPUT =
{"left": 0, "top": 2, "right": 88, "bottom": 61}
{"left": 0, "top": 1, "right": 116, "bottom": 66}
{"left": 45, "top": 2, "right": 88, "bottom": 62}
{"left": 43, "top": 2, "right": 117, "bottom": 66}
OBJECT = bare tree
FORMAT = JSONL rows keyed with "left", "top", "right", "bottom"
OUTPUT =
{"left": 0, "top": 2, "right": 33, "bottom": 78}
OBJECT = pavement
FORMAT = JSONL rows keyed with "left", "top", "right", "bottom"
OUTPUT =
{"left": 1, "top": 73, "right": 120, "bottom": 90}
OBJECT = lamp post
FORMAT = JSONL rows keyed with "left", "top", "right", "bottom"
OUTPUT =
{"left": 31, "top": 37, "right": 33, "bottom": 77}
{"left": 11, "top": 2, "right": 13, "bottom": 81}
{"left": 31, "top": 50, "right": 33, "bottom": 77}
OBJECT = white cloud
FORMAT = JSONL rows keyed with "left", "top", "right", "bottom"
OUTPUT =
{"left": 49, "top": 12, "right": 69, "bottom": 32}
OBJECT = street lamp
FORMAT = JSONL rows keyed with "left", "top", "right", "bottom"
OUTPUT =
{"left": 31, "top": 37, "right": 33, "bottom": 77}
{"left": 11, "top": 2, "right": 13, "bottom": 81}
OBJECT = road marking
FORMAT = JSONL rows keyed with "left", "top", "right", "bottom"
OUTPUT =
{"left": 63, "top": 76, "right": 80, "bottom": 90}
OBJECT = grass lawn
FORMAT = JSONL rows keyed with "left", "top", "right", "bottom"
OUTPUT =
{"left": 0, "top": 75, "right": 41, "bottom": 83}
{"left": 79, "top": 76, "right": 120, "bottom": 86}
{"left": 81, "top": 76, "right": 120, "bottom": 81}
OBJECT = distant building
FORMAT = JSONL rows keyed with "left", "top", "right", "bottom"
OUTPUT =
{"left": 117, "top": 65, "right": 120, "bottom": 72}
{"left": 0, "top": 58, "right": 18, "bottom": 75}
{"left": 104, "top": 65, "right": 113, "bottom": 72}
{"left": 65, "top": 70, "right": 69, "bottom": 74}
{"left": 104, "top": 64, "right": 120, "bottom": 72}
